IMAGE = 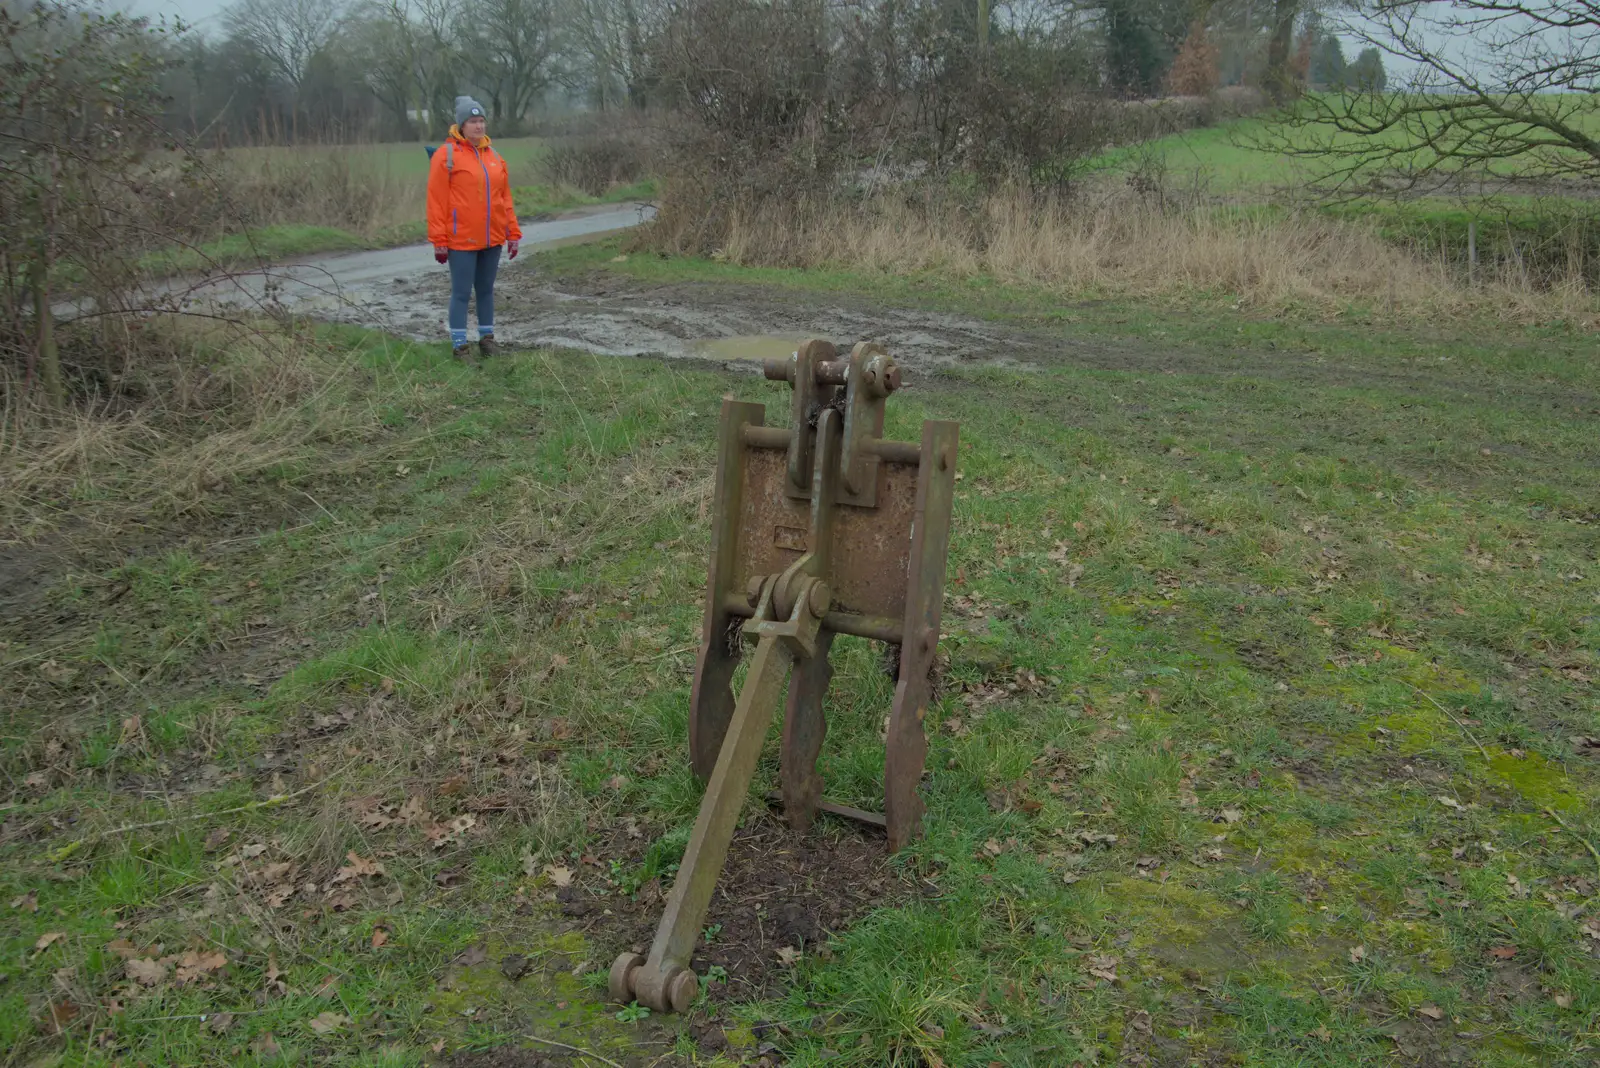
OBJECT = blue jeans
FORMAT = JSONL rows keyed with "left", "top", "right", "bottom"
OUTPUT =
{"left": 447, "top": 246, "right": 501, "bottom": 344}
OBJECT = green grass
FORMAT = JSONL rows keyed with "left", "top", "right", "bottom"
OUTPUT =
{"left": 4, "top": 258, "right": 1599, "bottom": 1064}
{"left": 1090, "top": 117, "right": 1318, "bottom": 191}
{"left": 1090, "top": 98, "right": 1600, "bottom": 195}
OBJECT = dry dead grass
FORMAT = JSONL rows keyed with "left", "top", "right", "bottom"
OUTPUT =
{"left": 704, "top": 185, "right": 1599, "bottom": 324}
{"left": 166, "top": 147, "right": 427, "bottom": 243}
{"left": 0, "top": 319, "right": 358, "bottom": 539}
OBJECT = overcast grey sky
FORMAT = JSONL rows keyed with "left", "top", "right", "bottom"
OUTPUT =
{"left": 126, "top": 0, "right": 227, "bottom": 31}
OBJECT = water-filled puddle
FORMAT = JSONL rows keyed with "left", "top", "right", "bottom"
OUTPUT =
{"left": 687, "top": 334, "right": 813, "bottom": 363}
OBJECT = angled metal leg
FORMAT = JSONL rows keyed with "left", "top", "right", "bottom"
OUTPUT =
{"left": 614, "top": 572, "right": 831, "bottom": 1013}
{"left": 780, "top": 629, "right": 836, "bottom": 832}
{"left": 690, "top": 400, "right": 765, "bottom": 781}
{"left": 619, "top": 632, "right": 795, "bottom": 1013}
{"left": 885, "top": 421, "right": 960, "bottom": 852}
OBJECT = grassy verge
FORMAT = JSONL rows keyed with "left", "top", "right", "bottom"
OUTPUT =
{"left": 141, "top": 225, "right": 375, "bottom": 274}
{"left": 4, "top": 261, "right": 1599, "bottom": 1064}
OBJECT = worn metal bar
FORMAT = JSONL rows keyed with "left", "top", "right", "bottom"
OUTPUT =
{"left": 721, "top": 598, "right": 903, "bottom": 643}
{"left": 689, "top": 400, "right": 764, "bottom": 782}
{"left": 640, "top": 631, "right": 795, "bottom": 1011}
{"left": 766, "top": 791, "right": 888, "bottom": 830}
{"left": 883, "top": 420, "right": 960, "bottom": 852}
{"left": 764, "top": 355, "right": 902, "bottom": 392}
{"left": 839, "top": 342, "right": 889, "bottom": 497}
{"left": 777, "top": 409, "right": 842, "bottom": 832}
{"left": 781, "top": 628, "right": 835, "bottom": 833}
{"left": 785, "top": 339, "right": 836, "bottom": 494}
{"left": 742, "top": 424, "right": 922, "bottom": 467}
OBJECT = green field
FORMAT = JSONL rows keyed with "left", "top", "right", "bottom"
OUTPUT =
{"left": 1091, "top": 98, "right": 1600, "bottom": 196}
{"left": 219, "top": 136, "right": 552, "bottom": 184}
{"left": 4, "top": 248, "right": 1599, "bottom": 1065}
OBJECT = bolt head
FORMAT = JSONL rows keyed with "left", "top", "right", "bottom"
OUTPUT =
{"left": 668, "top": 969, "right": 699, "bottom": 1014}
{"left": 808, "top": 581, "right": 832, "bottom": 617}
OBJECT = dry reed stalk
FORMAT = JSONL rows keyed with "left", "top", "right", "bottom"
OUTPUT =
{"left": 204, "top": 146, "right": 426, "bottom": 239}
{"left": 717, "top": 186, "right": 1598, "bottom": 324}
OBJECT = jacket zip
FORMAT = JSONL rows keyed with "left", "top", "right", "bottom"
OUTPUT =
{"left": 472, "top": 143, "right": 492, "bottom": 247}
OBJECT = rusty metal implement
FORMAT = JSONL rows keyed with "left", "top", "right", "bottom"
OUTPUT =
{"left": 608, "top": 340, "right": 959, "bottom": 1014}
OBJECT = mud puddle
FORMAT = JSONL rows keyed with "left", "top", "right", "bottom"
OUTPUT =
{"left": 326, "top": 268, "right": 1046, "bottom": 379}
{"left": 138, "top": 200, "right": 1049, "bottom": 378}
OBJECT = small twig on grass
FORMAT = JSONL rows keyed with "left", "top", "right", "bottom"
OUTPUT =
{"left": 1545, "top": 806, "right": 1600, "bottom": 917}
{"left": 44, "top": 760, "right": 354, "bottom": 864}
{"left": 300, "top": 489, "right": 344, "bottom": 525}
{"left": 1408, "top": 684, "right": 1491, "bottom": 762}
{"left": 136, "top": 1007, "right": 279, "bottom": 1023}
{"left": 523, "top": 1033, "right": 626, "bottom": 1068}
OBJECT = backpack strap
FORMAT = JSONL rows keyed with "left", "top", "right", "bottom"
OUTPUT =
{"left": 445, "top": 141, "right": 453, "bottom": 172}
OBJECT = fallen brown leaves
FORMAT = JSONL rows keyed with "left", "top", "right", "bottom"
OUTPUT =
{"left": 124, "top": 958, "right": 168, "bottom": 987}
{"left": 1086, "top": 954, "right": 1119, "bottom": 983}
{"left": 330, "top": 852, "right": 386, "bottom": 885}
{"left": 117, "top": 946, "right": 226, "bottom": 990}
{"left": 423, "top": 814, "right": 476, "bottom": 849}
{"left": 307, "top": 1011, "right": 347, "bottom": 1035}
{"left": 175, "top": 950, "right": 227, "bottom": 984}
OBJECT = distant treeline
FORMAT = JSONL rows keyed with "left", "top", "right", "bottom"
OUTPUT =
{"left": 148, "top": 0, "right": 1380, "bottom": 145}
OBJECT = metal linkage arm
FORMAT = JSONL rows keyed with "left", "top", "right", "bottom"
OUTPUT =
{"left": 611, "top": 412, "right": 845, "bottom": 1013}
{"left": 609, "top": 572, "right": 832, "bottom": 1013}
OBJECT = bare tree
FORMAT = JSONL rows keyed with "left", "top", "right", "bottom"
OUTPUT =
{"left": 350, "top": 0, "right": 426, "bottom": 136}
{"left": 456, "top": 0, "right": 560, "bottom": 124}
{"left": 561, "top": 0, "right": 665, "bottom": 109}
{"left": 1281, "top": 0, "right": 1599, "bottom": 193}
{"left": 412, "top": 0, "right": 466, "bottom": 134}
{"left": 222, "top": 0, "right": 346, "bottom": 88}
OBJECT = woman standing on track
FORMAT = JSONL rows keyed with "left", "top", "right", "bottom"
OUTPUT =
{"left": 427, "top": 96, "right": 521, "bottom": 364}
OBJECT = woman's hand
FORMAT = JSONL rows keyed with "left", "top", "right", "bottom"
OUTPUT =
{"left": 434, "top": 246, "right": 449, "bottom": 264}
{"left": 507, "top": 240, "right": 519, "bottom": 260}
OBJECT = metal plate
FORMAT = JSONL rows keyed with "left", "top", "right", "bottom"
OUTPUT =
{"left": 735, "top": 446, "right": 919, "bottom": 624}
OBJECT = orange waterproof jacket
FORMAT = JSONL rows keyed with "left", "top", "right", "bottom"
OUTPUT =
{"left": 426, "top": 127, "right": 522, "bottom": 251}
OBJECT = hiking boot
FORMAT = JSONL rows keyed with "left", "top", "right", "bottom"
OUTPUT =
{"left": 478, "top": 334, "right": 499, "bottom": 358}
{"left": 453, "top": 343, "right": 478, "bottom": 367}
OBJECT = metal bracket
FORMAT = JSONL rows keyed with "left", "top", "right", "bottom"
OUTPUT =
{"left": 767, "top": 340, "right": 901, "bottom": 509}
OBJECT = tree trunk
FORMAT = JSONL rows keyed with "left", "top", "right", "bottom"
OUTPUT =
{"left": 1265, "top": 0, "right": 1299, "bottom": 101}
{"left": 31, "top": 256, "right": 63, "bottom": 409}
